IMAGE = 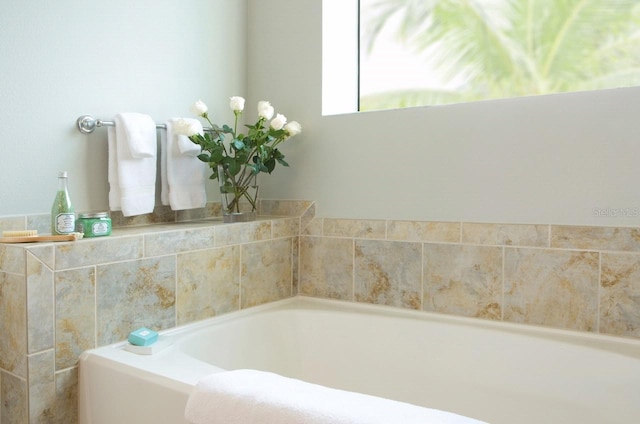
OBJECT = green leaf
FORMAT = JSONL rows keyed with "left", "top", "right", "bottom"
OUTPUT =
{"left": 227, "top": 160, "right": 241, "bottom": 176}
{"left": 265, "top": 158, "right": 276, "bottom": 173}
{"left": 232, "top": 139, "right": 245, "bottom": 150}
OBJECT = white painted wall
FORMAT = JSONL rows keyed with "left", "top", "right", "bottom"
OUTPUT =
{"left": 1, "top": 0, "right": 638, "bottom": 227}
{"left": 248, "top": 0, "right": 640, "bottom": 226}
{"left": 0, "top": 0, "right": 247, "bottom": 216}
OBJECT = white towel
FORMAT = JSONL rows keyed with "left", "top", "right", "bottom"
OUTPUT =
{"left": 184, "top": 369, "right": 486, "bottom": 424}
{"left": 107, "top": 126, "right": 121, "bottom": 211}
{"left": 109, "top": 113, "right": 157, "bottom": 217}
{"left": 160, "top": 118, "right": 207, "bottom": 210}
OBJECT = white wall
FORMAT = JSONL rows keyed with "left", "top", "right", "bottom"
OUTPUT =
{"left": 2, "top": 0, "right": 638, "bottom": 227}
{"left": 248, "top": 0, "right": 640, "bottom": 226}
{"left": 0, "top": 0, "right": 247, "bottom": 216}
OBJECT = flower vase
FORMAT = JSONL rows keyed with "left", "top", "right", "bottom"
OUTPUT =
{"left": 217, "top": 164, "right": 259, "bottom": 223}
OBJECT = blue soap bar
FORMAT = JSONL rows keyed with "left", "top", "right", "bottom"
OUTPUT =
{"left": 128, "top": 327, "right": 158, "bottom": 346}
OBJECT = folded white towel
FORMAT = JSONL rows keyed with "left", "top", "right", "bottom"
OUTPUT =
{"left": 161, "top": 118, "right": 207, "bottom": 210}
{"left": 107, "top": 126, "right": 121, "bottom": 211}
{"left": 184, "top": 369, "right": 486, "bottom": 424}
{"left": 177, "top": 131, "right": 202, "bottom": 156}
{"left": 110, "top": 113, "right": 157, "bottom": 217}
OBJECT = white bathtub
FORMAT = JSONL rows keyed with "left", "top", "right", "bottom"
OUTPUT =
{"left": 79, "top": 296, "right": 640, "bottom": 424}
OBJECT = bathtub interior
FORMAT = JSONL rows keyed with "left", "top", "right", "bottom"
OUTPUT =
{"left": 80, "top": 297, "right": 640, "bottom": 424}
{"left": 176, "top": 298, "right": 640, "bottom": 424}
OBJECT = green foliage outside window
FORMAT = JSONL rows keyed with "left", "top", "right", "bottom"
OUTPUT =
{"left": 361, "top": 0, "right": 640, "bottom": 110}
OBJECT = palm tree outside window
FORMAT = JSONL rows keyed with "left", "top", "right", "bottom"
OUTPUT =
{"left": 360, "top": 0, "right": 640, "bottom": 111}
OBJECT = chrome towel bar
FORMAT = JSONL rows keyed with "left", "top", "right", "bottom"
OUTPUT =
{"left": 76, "top": 115, "right": 213, "bottom": 134}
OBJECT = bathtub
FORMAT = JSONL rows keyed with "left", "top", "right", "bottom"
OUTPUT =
{"left": 79, "top": 296, "right": 640, "bottom": 424}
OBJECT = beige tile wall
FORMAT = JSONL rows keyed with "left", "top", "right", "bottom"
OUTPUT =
{"left": 0, "top": 200, "right": 312, "bottom": 423}
{"left": 301, "top": 218, "right": 640, "bottom": 338}
{"left": 2, "top": 203, "right": 640, "bottom": 423}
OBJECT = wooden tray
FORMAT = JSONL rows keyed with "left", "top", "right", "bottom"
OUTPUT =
{"left": 0, "top": 234, "right": 82, "bottom": 243}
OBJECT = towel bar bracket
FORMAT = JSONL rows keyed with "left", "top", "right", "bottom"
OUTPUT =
{"left": 77, "top": 115, "right": 103, "bottom": 134}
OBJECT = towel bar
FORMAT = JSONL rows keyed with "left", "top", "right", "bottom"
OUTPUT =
{"left": 76, "top": 115, "right": 165, "bottom": 134}
{"left": 76, "top": 115, "right": 213, "bottom": 134}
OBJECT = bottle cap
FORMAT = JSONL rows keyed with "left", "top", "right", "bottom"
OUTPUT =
{"left": 58, "top": 171, "right": 68, "bottom": 178}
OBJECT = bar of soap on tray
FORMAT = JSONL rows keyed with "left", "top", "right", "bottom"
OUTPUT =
{"left": 128, "top": 327, "right": 158, "bottom": 346}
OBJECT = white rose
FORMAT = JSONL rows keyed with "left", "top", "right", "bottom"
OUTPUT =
{"left": 284, "top": 121, "right": 302, "bottom": 137}
{"left": 270, "top": 113, "right": 287, "bottom": 130}
{"left": 229, "top": 96, "right": 245, "bottom": 112}
{"left": 173, "top": 118, "right": 201, "bottom": 137}
{"left": 257, "top": 100, "right": 274, "bottom": 120}
{"left": 190, "top": 100, "right": 208, "bottom": 117}
{"left": 186, "top": 120, "right": 202, "bottom": 137}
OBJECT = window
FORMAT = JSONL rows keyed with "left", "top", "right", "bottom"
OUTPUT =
{"left": 358, "top": 0, "right": 640, "bottom": 112}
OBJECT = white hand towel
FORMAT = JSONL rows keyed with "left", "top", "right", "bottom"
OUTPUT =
{"left": 184, "top": 369, "right": 486, "bottom": 424}
{"left": 112, "top": 113, "right": 157, "bottom": 217}
{"left": 159, "top": 126, "right": 169, "bottom": 206}
{"left": 177, "top": 132, "right": 202, "bottom": 156}
{"left": 107, "top": 126, "right": 121, "bottom": 211}
{"left": 163, "top": 118, "right": 207, "bottom": 210}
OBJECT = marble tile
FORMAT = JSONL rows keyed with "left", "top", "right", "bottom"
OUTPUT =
{"left": 462, "top": 223, "right": 549, "bottom": 247}
{"left": 144, "top": 226, "right": 216, "bottom": 257}
{"left": 54, "top": 235, "right": 144, "bottom": 270}
{"left": 423, "top": 244, "right": 503, "bottom": 319}
{"left": 300, "top": 202, "right": 316, "bottom": 233}
{"left": 27, "top": 252, "right": 54, "bottom": 353}
{"left": 323, "top": 218, "right": 386, "bottom": 239}
{"left": 0, "top": 244, "right": 26, "bottom": 275}
{"left": 292, "top": 236, "right": 300, "bottom": 296}
{"left": 177, "top": 246, "right": 240, "bottom": 325}
{"left": 551, "top": 225, "right": 640, "bottom": 252}
{"left": 28, "top": 350, "right": 55, "bottom": 423}
{"left": 354, "top": 239, "right": 422, "bottom": 309}
{"left": 55, "top": 367, "right": 78, "bottom": 424}
{"left": 387, "top": 221, "right": 460, "bottom": 243}
{"left": 26, "top": 214, "right": 51, "bottom": 235}
{"left": 272, "top": 218, "right": 300, "bottom": 239}
{"left": 504, "top": 248, "right": 599, "bottom": 331}
{"left": 0, "top": 215, "right": 25, "bottom": 231}
{"left": 26, "top": 244, "right": 54, "bottom": 270}
{"left": 175, "top": 203, "right": 222, "bottom": 222}
{"left": 96, "top": 256, "right": 176, "bottom": 345}
{"left": 299, "top": 236, "right": 354, "bottom": 300}
{"left": 241, "top": 238, "right": 293, "bottom": 308}
{"left": 302, "top": 217, "right": 323, "bottom": 236}
{"left": 600, "top": 253, "right": 640, "bottom": 338}
{"left": 215, "top": 220, "right": 272, "bottom": 246}
{"left": 1, "top": 370, "right": 27, "bottom": 423}
{"left": 110, "top": 205, "right": 176, "bottom": 228}
{"left": 55, "top": 267, "right": 96, "bottom": 370}
{"left": 175, "top": 207, "right": 208, "bottom": 222}
{"left": 0, "top": 272, "right": 27, "bottom": 377}
{"left": 259, "top": 200, "right": 315, "bottom": 217}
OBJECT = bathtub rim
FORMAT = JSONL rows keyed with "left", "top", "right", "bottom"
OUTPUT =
{"left": 83, "top": 295, "right": 640, "bottom": 367}
{"left": 79, "top": 295, "right": 640, "bottom": 424}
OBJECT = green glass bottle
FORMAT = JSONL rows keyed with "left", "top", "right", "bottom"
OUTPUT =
{"left": 51, "top": 171, "right": 75, "bottom": 235}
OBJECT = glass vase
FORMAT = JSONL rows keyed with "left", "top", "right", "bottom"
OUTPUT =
{"left": 217, "top": 164, "right": 258, "bottom": 223}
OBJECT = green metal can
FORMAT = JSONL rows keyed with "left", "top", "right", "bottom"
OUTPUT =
{"left": 77, "top": 212, "right": 111, "bottom": 237}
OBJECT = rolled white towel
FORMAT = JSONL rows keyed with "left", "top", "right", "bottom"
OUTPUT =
{"left": 184, "top": 369, "right": 486, "bottom": 424}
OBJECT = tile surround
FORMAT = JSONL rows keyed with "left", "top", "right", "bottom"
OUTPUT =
{"left": 301, "top": 218, "right": 640, "bottom": 339}
{"left": 0, "top": 200, "right": 304, "bottom": 423}
{"left": 2, "top": 205, "right": 640, "bottom": 422}
{"left": 354, "top": 239, "right": 422, "bottom": 309}
{"left": 423, "top": 243, "right": 502, "bottom": 319}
